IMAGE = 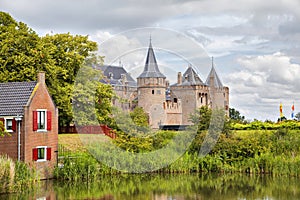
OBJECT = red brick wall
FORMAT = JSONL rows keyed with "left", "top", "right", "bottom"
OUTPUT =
{"left": 23, "top": 81, "right": 58, "bottom": 179}
{"left": 0, "top": 127, "right": 18, "bottom": 160}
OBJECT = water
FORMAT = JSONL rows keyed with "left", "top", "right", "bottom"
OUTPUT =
{"left": 2, "top": 173, "right": 300, "bottom": 199}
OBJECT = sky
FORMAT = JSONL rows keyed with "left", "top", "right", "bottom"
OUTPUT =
{"left": 1, "top": 0, "right": 300, "bottom": 121}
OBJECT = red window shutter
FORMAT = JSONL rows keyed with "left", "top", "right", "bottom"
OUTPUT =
{"left": 12, "top": 119, "right": 16, "bottom": 132}
{"left": 33, "top": 111, "right": 38, "bottom": 131}
{"left": 46, "top": 147, "right": 51, "bottom": 161}
{"left": 47, "top": 111, "right": 52, "bottom": 131}
{"left": 32, "top": 148, "right": 38, "bottom": 161}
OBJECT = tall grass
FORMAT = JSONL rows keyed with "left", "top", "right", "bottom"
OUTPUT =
{"left": 0, "top": 155, "right": 36, "bottom": 194}
{"left": 55, "top": 129, "right": 300, "bottom": 181}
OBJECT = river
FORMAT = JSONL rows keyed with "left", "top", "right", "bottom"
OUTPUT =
{"left": 2, "top": 173, "right": 300, "bottom": 199}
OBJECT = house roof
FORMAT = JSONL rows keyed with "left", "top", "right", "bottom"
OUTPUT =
{"left": 137, "top": 40, "right": 166, "bottom": 78}
{"left": 98, "top": 65, "right": 137, "bottom": 87}
{"left": 0, "top": 81, "right": 37, "bottom": 116}
{"left": 205, "top": 66, "right": 223, "bottom": 88}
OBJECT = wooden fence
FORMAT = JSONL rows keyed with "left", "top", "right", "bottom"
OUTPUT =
{"left": 59, "top": 125, "right": 116, "bottom": 139}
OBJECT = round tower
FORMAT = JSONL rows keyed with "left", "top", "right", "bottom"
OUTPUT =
{"left": 137, "top": 40, "right": 166, "bottom": 129}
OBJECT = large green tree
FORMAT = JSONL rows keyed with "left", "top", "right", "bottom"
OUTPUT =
{"left": 0, "top": 12, "right": 98, "bottom": 126}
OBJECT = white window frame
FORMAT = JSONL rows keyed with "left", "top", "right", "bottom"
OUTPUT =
{"left": 37, "top": 109, "right": 47, "bottom": 132}
{"left": 4, "top": 117, "right": 13, "bottom": 133}
{"left": 36, "top": 146, "right": 47, "bottom": 162}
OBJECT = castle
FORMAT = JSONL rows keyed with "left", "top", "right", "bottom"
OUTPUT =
{"left": 100, "top": 40, "right": 229, "bottom": 129}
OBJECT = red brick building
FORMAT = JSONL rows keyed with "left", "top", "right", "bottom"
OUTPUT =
{"left": 0, "top": 72, "right": 58, "bottom": 179}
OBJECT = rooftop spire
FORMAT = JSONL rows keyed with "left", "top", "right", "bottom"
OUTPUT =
{"left": 205, "top": 57, "right": 223, "bottom": 88}
{"left": 137, "top": 38, "right": 166, "bottom": 78}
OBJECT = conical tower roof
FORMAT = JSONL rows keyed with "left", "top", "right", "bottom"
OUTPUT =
{"left": 137, "top": 39, "right": 166, "bottom": 78}
{"left": 205, "top": 59, "right": 223, "bottom": 88}
{"left": 182, "top": 65, "right": 204, "bottom": 85}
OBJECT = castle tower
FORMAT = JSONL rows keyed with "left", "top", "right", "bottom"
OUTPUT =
{"left": 170, "top": 65, "right": 208, "bottom": 125}
{"left": 205, "top": 58, "right": 229, "bottom": 115}
{"left": 137, "top": 39, "right": 167, "bottom": 129}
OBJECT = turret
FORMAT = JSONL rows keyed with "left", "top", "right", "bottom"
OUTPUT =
{"left": 137, "top": 39, "right": 167, "bottom": 129}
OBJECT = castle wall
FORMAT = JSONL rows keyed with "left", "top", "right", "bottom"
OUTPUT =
{"left": 164, "top": 101, "right": 182, "bottom": 125}
{"left": 170, "top": 86, "right": 193, "bottom": 125}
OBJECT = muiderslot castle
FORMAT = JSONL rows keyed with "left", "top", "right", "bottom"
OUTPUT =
{"left": 99, "top": 40, "right": 229, "bottom": 129}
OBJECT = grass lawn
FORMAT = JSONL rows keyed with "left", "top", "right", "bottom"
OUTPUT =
{"left": 58, "top": 133, "right": 109, "bottom": 153}
{"left": 58, "top": 133, "right": 86, "bottom": 152}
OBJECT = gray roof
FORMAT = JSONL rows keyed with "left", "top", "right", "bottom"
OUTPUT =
{"left": 172, "top": 66, "right": 204, "bottom": 86}
{"left": 0, "top": 81, "right": 37, "bottom": 116}
{"left": 98, "top": 65, "right": 137, "bottom": 87}
{"left": 137, "top": 41, "right": 166, "bottom": 78}
{"left": 205, "top": 66, "right": 223, "bottom": 88}
{"left": 182, "top": 66, "right": 204, "bottom": 86}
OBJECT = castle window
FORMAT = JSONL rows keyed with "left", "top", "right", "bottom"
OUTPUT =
{"left": 157, "top": 90, "right": 161, "bottom": 94}
{"left": 174, "top": 98, "right": 177, "bottom": 103}
{"left": 152, "top": 90, "right": 155, "bottom": 94}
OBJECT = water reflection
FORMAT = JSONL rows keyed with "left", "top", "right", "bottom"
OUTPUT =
{"left": 2, "top": 173, "right": 300, "bottom": 199}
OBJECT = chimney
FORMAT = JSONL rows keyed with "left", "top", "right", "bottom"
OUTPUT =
{"left": 37, "top": 72, "right": 45, "bottom": 84}
{"left": 177, "top": 72, "right": 182, "bottom": 85}
{"left": 166, "top": 80, "right": 170, "bottom": 88}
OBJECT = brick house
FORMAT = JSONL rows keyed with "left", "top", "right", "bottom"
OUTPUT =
{"left": 0, "top": 72, "right": 58, "bottom": 179}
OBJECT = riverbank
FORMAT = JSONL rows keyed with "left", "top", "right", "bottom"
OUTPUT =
{"left": 1, "top": 128, "right": 300, "bottom": 193}
{"left": 55, "top": 129, "right": 300, "bottom": 181}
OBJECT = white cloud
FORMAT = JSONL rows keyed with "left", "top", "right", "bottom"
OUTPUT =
{"left": 2, "top": 0, "right": 300, "bottom": 121}
{"left": 225, "top": 52, "right": 300, "bottom": 120}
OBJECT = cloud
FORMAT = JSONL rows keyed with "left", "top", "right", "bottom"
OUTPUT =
{"left": 1, "top": 0, "right": 300, "bottom": 121}
{"left": 225, "top": 52, "right": 300, "bottom": 120}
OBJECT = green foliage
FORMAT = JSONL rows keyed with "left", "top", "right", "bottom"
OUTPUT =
{"left": 232, "top": 120, "right": 300, "bottom": 130}
{"left": 229, "top": 107, "right": 245, "bottom": 123}
{"left": 189, "top": 106, "right": 212, "bottom": 131}
{"left": 54, "top": 153, "right": 100, "bottom": 181}
{"left": 130, "top": 107, "right": 149, "bottom": 128}
{"left": 0, "top": 12, "right": 99, "bottom": 126}
{"left": 295, "top": 112, "right": 300, "bottom": 121}
{"left": 0, "top": 121, "right": 8, "bottom": 136}
{"left": 0, "top": 156, "right": 36, "bottom": 193}
{"left": 72, "top": 64, "right": 115, "bottom": 127}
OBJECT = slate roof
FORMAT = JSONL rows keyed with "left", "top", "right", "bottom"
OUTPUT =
{"left": 171, "top": 66, "right": 204, "bottom": 86}
{"left": 181, "top": 66, "right": 204, "bottom": 86}
{"left": 98, "top": 65, "right": 137, "bottom": 87}
{"left": 137, "top": 41, "right": 166, "bottom": 78}
{"left": 205, "top": 66, "right": 223, "bottom": 88}
{"left": 0, "top": 81, "right": 37, "bottom": 116}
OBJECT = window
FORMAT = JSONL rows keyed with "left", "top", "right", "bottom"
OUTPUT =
{"left": 38, "top": 147, "right": 46, "bottom": 160}
{"left": 152, "top": 90, "right": 155, "bottom": 94}
{"left": 33, "top": 110, "right": 52, "bottom": 131}
{"left": 3, "top": 118, "right": 16, "bottom": 132}
{"left": 32, "top": 146, "right": 51, "bottom": 162}
{"left": 157, "top": 90, "right": 161, "bottom": 95}
{"left": 38, "top": 110, "right": 46, "bottom": 130}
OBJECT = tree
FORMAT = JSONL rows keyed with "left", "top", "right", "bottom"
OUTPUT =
{"left": 130, "top": 107, "right": 149, "bottom": 127}
{"left": 189, "top": 106, "right": 212, "bottom": 131}
{"left": 41, "top": 33, "right": 97, "bottom": 126}
{"left": 295, "top": 112, "right": 300, "bottom": 121}
{"left": 0, "top": 12, "right": 98, "bottom": 126}
{"left": 229, "top": 107, "right": 245, "bottom": 123}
